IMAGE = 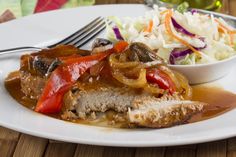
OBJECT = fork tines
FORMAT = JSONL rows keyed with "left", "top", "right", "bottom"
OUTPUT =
{"left": 48, "top": 16, "right": 107, "bottom": 48}
{"left": 0, "top": 17, "right": 110, "bottom": 55}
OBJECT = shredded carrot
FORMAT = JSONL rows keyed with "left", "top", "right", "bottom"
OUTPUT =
{"left": 215, "top": 19, "right": 236, "bottom": 34}
{"left": 144, "top": 20, "right": 153, "bottom": 33}
{"left": 160, "top": 10, "right": 169, "bottom": 15}
{"left": 215, "top": 19, "right": 236, "bottom": 46}
{"left": 218, "top": 25, "right": 227, "bottom": 33}
{"left": 164, "top": 10, "right": 201, "bottom": 56}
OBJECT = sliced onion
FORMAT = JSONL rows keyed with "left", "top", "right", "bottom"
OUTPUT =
{"left": 123, "top": 65, "right": 144, "bottom": 78}
{"left": 113, "top": 26, "right": 124, "bottom": 40}
{"left": 171, "top": 18, "right": 195, "bottom": 37}
{"left": 119, "top": 52, "right": 128, "bottom": 62}
{"left": 109, "top": 53, "right": 139, "bottom": 69}
{"left": 160, "top": 66, "right": 192, "bottom": 99}
{"left": 173, "top": 71, "right": 192, "bottom": 100}
{"left": 112, "top": 68, "right": 147, "bottom": 88}
{"left": 144, "top": 84, "right": 165, "bottom": 95}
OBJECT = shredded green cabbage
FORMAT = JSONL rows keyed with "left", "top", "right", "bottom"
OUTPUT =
{"left": 178, "top": 54, "right": 196, "bottom": 65}
{"left": 105, "top": 5, "right": 236, "bottom": 65}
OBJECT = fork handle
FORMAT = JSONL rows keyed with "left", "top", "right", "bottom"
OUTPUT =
{"left": 0, "top": 46, "right": 44, "bottom": 55}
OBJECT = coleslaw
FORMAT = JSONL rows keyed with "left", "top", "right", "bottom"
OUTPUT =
{"left": 105, "top": 5, "right": 236, "bottom": 65}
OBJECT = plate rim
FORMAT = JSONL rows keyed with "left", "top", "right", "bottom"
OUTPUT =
{"left": 1, "top": 4, "right": 236, "bottom": 147}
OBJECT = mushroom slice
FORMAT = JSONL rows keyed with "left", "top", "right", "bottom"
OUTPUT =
{"left": 129, "top": 42, "right": 164, "bottom": 63}
{"left": 92, "top": 38, "right": 113, "bottom": 54}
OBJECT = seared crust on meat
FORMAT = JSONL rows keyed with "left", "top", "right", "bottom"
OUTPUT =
{"left": 63, "top": 82, "right": 147, "bottom": 119}
{"left": 20, "top": 71, "right": 46, "bottom": 99}
{"left": 128, "top": 95, "right": 206, "bottom": 128}
{"left": 63, "top": 83, "right": 207, "bottom": 128}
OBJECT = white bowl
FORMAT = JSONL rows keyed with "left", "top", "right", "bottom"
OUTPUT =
{"left": 169, "top": 55, "right": 236, "bottom": 84}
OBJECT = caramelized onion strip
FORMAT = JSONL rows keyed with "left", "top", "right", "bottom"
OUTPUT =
{"left": 159, "top": 65, "right": 192, "bottom": 99}
{"left": 119, "top": 52, "right": 128, "bottom": 62}
{"left": 173, "top": 71, "right": 192, "bottom": 100}
{"left": 144, "top": 84, "right": 165, "bottom": 95}
{"left": 112, "top": 68, "right": 147, "bottom": 88}
{"left": 109, "top": 53, "right": 139, "bottom": 69}
{"left": 159, "top": 66, "right": 181, "bottom": 90}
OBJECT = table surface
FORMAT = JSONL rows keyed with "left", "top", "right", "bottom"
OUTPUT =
{"left": 1, "top": 0, "right": 236, "bottom": 157}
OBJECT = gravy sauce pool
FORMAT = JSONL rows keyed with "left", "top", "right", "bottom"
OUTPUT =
{"left": 5, "top": 71, "right": 236, "bottom": 127}
{"left": 189, "top": 85, "right": 236, "bottom": 122}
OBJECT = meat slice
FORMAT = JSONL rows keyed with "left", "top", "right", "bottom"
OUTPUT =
{"left": 20, "top": 71, "right": 46, "bottom": 99}
{"left": 63, "top": 82, "right": 206, "bottom": 128}
{"left": 128, "top": 95, "right": 206, "bottom": 128}
{"left": 63, "top": 82, "right": 147, "bottom": 119}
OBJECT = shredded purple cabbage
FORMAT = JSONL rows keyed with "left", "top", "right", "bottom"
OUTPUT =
{"left": 171, "top": 49, "right": 193, "bottom": 58}
{"left": 191, "top": 9, "right": 198, "bottom": 15}
{"left": 169, "top": 49, "right": 193, "bottom": 65}
{"left": 171, "top": 18, "right": 207, "bottom": 49}
{"left": 169, "top": 54, "right": 176, "bottom": 65}
{"left": 113, "top": 27, "right": 124, "bottom": 40}
{"left": 171, "top": 18, "right": 195, "bottom": 37}
{"left": 169, "top": 41, "right": 207, "bottom": 65}
{"left": 168, "top": 23, "right": 207, "bottom": 64}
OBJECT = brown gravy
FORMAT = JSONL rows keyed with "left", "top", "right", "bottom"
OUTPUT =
{"left": 5, "top": 71, "right": 236, "bottom": 126}
{"left": 189, "top": 85, "right": 236, "bottom": 122}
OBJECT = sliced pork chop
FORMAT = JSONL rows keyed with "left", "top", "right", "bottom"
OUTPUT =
{"left": 18, "top": 44, "right": 206, "bottom": 128}
{"left": 63, "top": 82, "right": 206, "bottom": 128}
{"left": 63, "top": 81, "right": 148, "bottom": 119}
{"left": 128, "top": 95, "right": 206, "bottom": 128}
{"left": 20, "top": 71, "right": 46, "bottom": 99}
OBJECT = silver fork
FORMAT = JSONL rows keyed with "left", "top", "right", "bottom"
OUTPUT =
{"left": 0, "top": 16, "right": 107, "bottom": 55}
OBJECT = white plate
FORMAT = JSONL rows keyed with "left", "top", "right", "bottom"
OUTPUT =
{"left": 1, "top": 4, "right": 236, "bottom": 147}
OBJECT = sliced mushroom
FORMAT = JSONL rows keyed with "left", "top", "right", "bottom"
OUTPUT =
{"left": 32, "top": 56, "right": 53, "bottom": 76}
{"left": 32, "top": 56, "right": 62, "bottom": 76}
{"left": 129, "top": 42, "right": 164, "bottom": 63}
{"left": 46, "top": 58, "right": 62, "bottom": 77}
{"left": 92, "top": 38, "right": 113, "bottom": 54}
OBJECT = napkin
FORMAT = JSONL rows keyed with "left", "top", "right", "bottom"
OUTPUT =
{"left": 0, "top": 0, "right": 95, "bottom": 23}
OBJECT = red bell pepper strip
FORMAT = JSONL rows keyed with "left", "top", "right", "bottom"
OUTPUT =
{"left": 113, "top": 41, "right": 129, "bottom": 53}
{"left": 146, "top": 68, "right": 176, "bottom": 94}
{"left": 35, "top": 41, "right": 128, "bottom": 113}
{"left": 35, "top": 52, "right": 110, "bottom": 113}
